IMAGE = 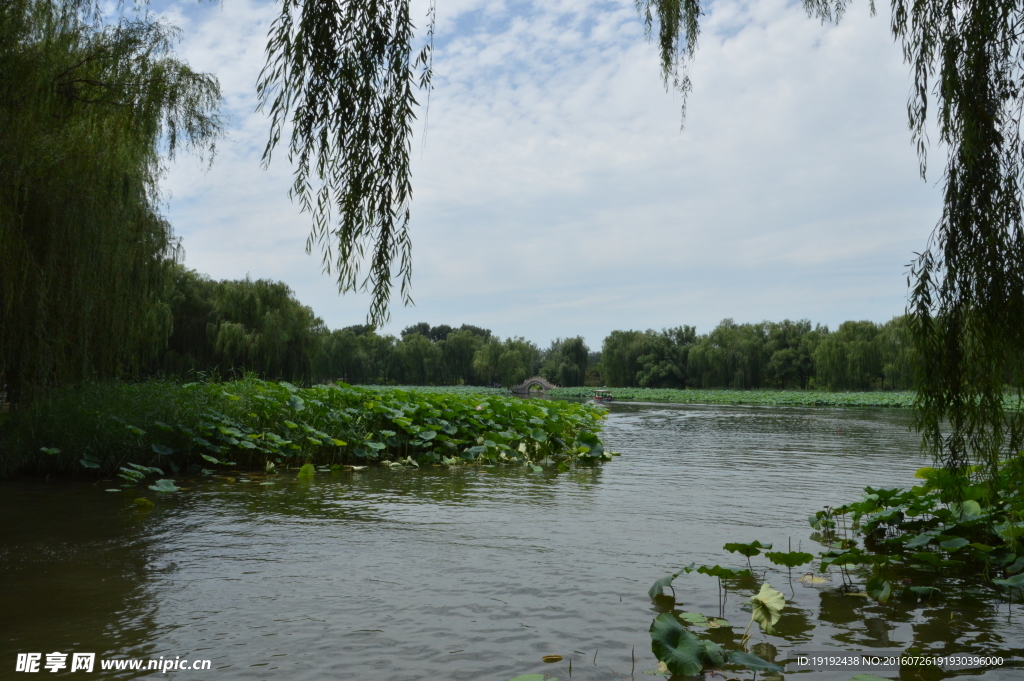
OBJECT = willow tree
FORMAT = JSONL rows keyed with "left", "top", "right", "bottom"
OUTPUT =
{"left": 0, "top": 1, "right": 221, "bottom": 402}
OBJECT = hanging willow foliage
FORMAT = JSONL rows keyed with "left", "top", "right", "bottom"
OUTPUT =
{"left": 257, "top": 0, "right": 434, "bottom": 326}
{"left": 0, "top": 1, "right": 221, "bottom": 402}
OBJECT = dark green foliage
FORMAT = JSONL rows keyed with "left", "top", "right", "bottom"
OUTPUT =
{"left": 257, "top": 0, "right": 433, "bottom": 326}
{"left": 473, "top": 337, "right": 542, "bottom": 387}
{"left": 0, "top": 378, "right": 609, "bottom": 477}
{"left": 595, "top": 317, "right": 916, "bottom": 391}
{"left": 161, "top": 267, "right": 324, "bottom": 381}
{"left": 0, "top": 1, "right": 221, "bottom": 402}
{"left": 540, "top": 337, "right": 589, "bottom": 387}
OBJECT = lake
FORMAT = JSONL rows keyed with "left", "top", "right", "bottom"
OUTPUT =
{"left": 2, "top": 402, "right": 1021, "bottom": 679}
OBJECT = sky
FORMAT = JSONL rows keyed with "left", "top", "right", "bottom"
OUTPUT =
{"left": 149, "top": 0, "right": 944, "bottom": 348}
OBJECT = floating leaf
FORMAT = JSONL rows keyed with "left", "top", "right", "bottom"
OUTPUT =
{"left": 649, "top": 612, "right": 706, "bottom": 676}
{"left": 541, "top": 655, "right": 562, "bottom": 663}
{"left": 726, "top": 651, "right": 783, "bottom": 673}
{"left": 678, "top": 612, "right": 708, "bottom": 626}
{"left": 906, "top": 586, "right": 940, "bottom": 601}
{"left": 133, "top": 498, "right": 154, "bottom": 509}
{"left": 799, "top": 574, "right": 830, "bottom": 585}
{"left": 297, "top": 463, "right": 316, "bottom": 477}
{"left": 148, "top": 479, "right": 180, "bottom": 493}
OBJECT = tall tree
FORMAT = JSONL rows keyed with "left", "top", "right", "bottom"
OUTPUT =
{"left": 0, "top": 1, "right": 221, "bottom": 402}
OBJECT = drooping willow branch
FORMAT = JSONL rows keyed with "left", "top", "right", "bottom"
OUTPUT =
{"left": 257, "top": 0, "right": 434, "bottom": 326}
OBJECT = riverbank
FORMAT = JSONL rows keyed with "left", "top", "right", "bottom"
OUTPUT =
{"left": 547, "top": 387, "right": 916, "bottom": 408}
{"left": 0, "top": 378, "right": 608, "bottom": 479}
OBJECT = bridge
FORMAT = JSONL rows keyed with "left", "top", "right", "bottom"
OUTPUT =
{"left": 510, "top": 376, "right": 559, "bottom": 394}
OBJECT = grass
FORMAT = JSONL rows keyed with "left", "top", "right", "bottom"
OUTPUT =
{"left": 546, "top": 387, "right": 917, "bottom": 408}
{"left": 0, "top": 378, "right": 609, "bottom": 479}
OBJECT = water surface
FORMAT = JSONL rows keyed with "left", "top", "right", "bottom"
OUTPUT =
{"left": 2, "top": 403, "right": 1021, "bottom": 679}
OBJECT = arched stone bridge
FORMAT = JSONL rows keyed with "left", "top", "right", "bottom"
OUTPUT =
{"left": 510, "top": 376, "right": 559, "bottom": 394}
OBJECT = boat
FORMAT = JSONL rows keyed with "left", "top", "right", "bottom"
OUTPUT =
{"left": 592, "top": 389, "right": 614, "bottom": 403}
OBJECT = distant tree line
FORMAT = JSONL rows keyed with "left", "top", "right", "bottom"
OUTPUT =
{"left": 153, "top": 267, "right": 590, "bottom": 388}
{"left": 598, "top": 318, "right": 917, "bottom": 391}
{"left": 153, "top": 269, "right": 921, "bottom": 392}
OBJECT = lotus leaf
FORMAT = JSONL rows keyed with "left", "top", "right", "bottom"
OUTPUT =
{"left": 765, "top": 551, "right": 815, "bottom": 568}
{"left": 951, "top": 500, "right": 982, "bottom": 520}
{"left": 726, "top": 650, "right": 783, "bottom": 673}
{"left": 148, "top": 479, "right": 179, "bottom": 493}
{"left": 905, "top": 533, "right": 935, "bottom": 548}
{"left": 297, "top": 463, "right": 316, "bottom": 477}
{"left": 906, "top": 586, "right": 940, "bottom": 600}
{"left": 992, "top": 574, "right": 1024, "bottom": 588}
{"left": 749, "top": 582, "right": 786, "bottom": 635}
{"left": 649, "top": 612, "right": 706, "bottom": 676}
{"left": 723, "top": 540, "right": 772, "bottom": 557}
{"left": 678, "top": 612, "right": 708, "bottom": 626}
{"left": 866, "top": 577, "right": 892, "bottom": 604}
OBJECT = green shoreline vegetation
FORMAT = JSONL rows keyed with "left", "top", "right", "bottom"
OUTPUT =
{"left": 0, "top": 378, "right": 610, "bottom": 481}
{"left": 547, "top": 387, "right": 918, "bottom": 408}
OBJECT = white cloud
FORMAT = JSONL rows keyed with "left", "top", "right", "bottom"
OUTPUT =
{"left": 152, "top": 0, "right": 942, "bottom": 347}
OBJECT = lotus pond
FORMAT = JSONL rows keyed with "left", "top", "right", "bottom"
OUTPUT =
{"left": 2, "top": 401, "right": 1022, "bottom": 680}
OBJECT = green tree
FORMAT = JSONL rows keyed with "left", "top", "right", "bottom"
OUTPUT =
{"left": 600, "top": 330, "right": 648, "bottom": 387}
{"left": 813, "top": 321, "right": 883, "bottom": 391}
{"left": 0, "top": 1, "right": 221, "bottom": 402}
{"left": 440, "top": 329, "right": 483, "bottom": 385}
{"left": 161, "top": 268, "right": 325, "bottom": 382}
{"left": 763, "top": 320, "right": 817, "bottom": 389}
{"left": 636, "top": 327, "right": 695, "bottom": 388}
{"left": 396, "top": 332, "right": 442, "bottom": 384}
{"left": 473, "top": 337, "right": 540, "bottom": 387}
{"left": 541, "top": 337, "right": 589, "bottom": 387}
{"left": 687, "top": 320, "right": 767, "bottom": 389}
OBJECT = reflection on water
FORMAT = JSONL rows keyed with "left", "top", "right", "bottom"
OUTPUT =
{"left": 1, "top": 403, "right": 1021, "bottom": 679}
